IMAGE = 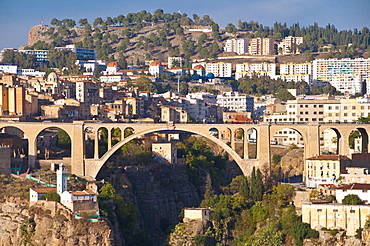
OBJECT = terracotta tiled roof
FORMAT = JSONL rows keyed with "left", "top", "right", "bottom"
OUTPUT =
{"left": 71, "top": 190, "right": 95, "bottom": 196}
{"left": 337, "top": 183, "right": 370, "bottom": 190}
{"left": 30, "top": 187, "right": 56, "bottom": 194}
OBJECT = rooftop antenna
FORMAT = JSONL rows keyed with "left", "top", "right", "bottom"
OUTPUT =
{"left": 40, "top": 16, "right": 44, "bottom": 25}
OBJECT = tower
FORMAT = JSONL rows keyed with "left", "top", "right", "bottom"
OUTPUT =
{"left": 57, "top": 163, "right": 68, "bottom": 195}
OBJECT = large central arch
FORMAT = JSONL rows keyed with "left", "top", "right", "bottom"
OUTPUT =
{"left": 84, "top": 126, "right": 245, "bottom": 179}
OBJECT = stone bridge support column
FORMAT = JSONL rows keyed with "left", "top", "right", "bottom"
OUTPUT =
{"left": 94, "top": 128, "right": 99, "bottom": 159}
{"left": 243, "top": 130, "right": 249, "bottom": 159}
{"left": 27, "top": 134, "right": 37, "bottom": 168}
{"left": 231, "top": 130, "right": 236, "bottom": 151}
{"left": 339, "top": 131, "right": 351, "bottom": 156}
{"left": 305, "top": 124, "right": 320, "bottom": 159}
{"left": 107, "top": 128, "right": 112, "bottom": 149}
{"left": 71, "top": 121, "right": 85, "bottom": 176}
{"left": 257, "top": 124, "right": 271, "bottom": 171}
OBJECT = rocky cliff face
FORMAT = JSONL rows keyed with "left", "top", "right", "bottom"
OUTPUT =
{"left": 118, "top": 164, "right": 201, "bottom": 239}
{"left": 0, "top": 196, "right": 119, "bottom": 246}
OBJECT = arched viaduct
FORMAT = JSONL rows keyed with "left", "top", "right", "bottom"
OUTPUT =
{"left": 1, "top": 121, "right": 369, "bottom": 179}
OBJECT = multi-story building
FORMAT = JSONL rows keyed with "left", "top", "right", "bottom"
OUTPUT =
{"left": 152, "top": 142, "right": 178, "bottom": 164}
{"left": 235, "top": 62, "right": 276, "bottom": 79}
{"left": 313, "top": 58, "right": 370, "bottom": 95}
{"left": 160, "top": 105, "right": 188, "bottom": 123}
{"left": 193, "top": 62, "right": 232, "bottom": 77}
{"left": 183, "top": 98, "right": 208, "bottom": 123}
{"left": 56, "top": 44, "right": 96, "bottom": 60}
{"left": 249, "top": 38, "right": 275, "bottom": 55}
{"left": 305, "top": 154, "right": 351, "bottom": 188}
{"left": 168, "top": 57, "right": 183, "bottom": 68}
{"left": 0, "top": 64, "right": 17, "bottom": 74}
{"left": 217, "top": 91, "right": 254, "bottom": 112}
{"left": 277, "top": 36, "right": 303, "bottom": 55}
{"left": 19, "top": 50, "right": 49, "bottom": 63}
{"left": 75, "top": 81, "right": 99, "bottom": 105}
{"left": 224, "top": 39, "right": 249, "bottom": 55}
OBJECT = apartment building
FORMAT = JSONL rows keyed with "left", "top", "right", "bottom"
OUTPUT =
{"left": 217, "top": 91, "right": 254, "bottom": 112}
{"left": 75, "top": 81, "right": 99, "bottom": 105}
{"left": 235, "top": 62, "right": 276, "bottom": 80}
{"left": 192, "top": 62, "right": 232, "bottom": 77}
{"left": 160, "top": 105, "right": 188, "bottom": 123}
{"left": 313, "top": 58, "right": 370, "bottom": 94}
{"left": 305, "top": 154, "right": 351, "bottom": 188}
{"left": 249, "top": 38, "right": 275, "bottom": 55}
{"left": 224, "top": 39, "right": 249, "bottom": 55}
{"left": 277, "top": 36, "right": 303, "bottom": 55}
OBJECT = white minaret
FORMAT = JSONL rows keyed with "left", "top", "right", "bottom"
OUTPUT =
{"left": 56, "top": 163, "right": 68, "bottom": 195}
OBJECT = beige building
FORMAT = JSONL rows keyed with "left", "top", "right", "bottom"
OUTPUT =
{"left": 342, "top": 167, "right": 370, "bottom": 184}
{"left": 277, "top": 36, "right": 303, "bottom": 55}
{"left": 168, "top": 57, "right": 183, "bottom": 68}
{"left": 160, "top": 105, "right": 188, "bottom": 123}
{"left": 152, "top": 142, "right": 177, "bottom": 164}
{"left": 249, "top": 38, "right": 275, "bottom": 55}
{"left": 305, "top": 155, "right": 351, "bottom": 188}
{"left": 183, "top": 208, "right": 211, "bottom": 222}
{"left": 302, "top": 203, "right": 370, "bottom": 236}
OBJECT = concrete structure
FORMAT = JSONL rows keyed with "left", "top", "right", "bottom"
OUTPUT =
{"left": 342, "top": 167, "right": 370, "bottom": 184}
{"left": 29, "top": 187, "right": 56, "bottom": 202}
{"left": 305, "top": 155, "right": 351, "bottom": 188}
{"left": 235, "top": 62, "right": 276, "bottom": 80}
{"left": 168, "top": 57, "right": 183, "bottom": 68}
{"left": 57, "top": 164, "right": 68, "bottom": 195}
{"left": 152, "top": 142, "right": 177, "bottom": 164}
{"left": 217, "top": 91, "right": 254, "bottom": 112}
{"left": 3, "top": 121, "right": 370, "bottom": 181}
{"left": 249, "top": 38, "right": 275, "bottom": 55}
{"left": 160, "top": 105, "right": 188, "bottom": 123}
{"left": 313, "top": 58, "right": 370, "bottom": 95}
{"left": 302, "top": 203, "right": 370, "bottom": 236}
{"left": 277, "top": 36, "right": 303, "bottom": 55}
{"left": 192, "top": 62, "right": 232, "bottom": 77}
{"left": 336, "top": 183, "right": 370, "bottom": 204}
{"left": 184, "top": 208, "right": 211, "bottom": 222}
{"left": 224, "top": 39, "right": 249, "bottom": 55}
{"left": 0, "top": 64, "right": 17, "bottom": 74}
{"left": 56, "top": 44, "right": 96, "bottom": 60}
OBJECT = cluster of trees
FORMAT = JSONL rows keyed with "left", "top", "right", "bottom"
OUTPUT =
{"left": 176, "top": 136, "right": 228, "bottom": 192}
{"left": 236, "top": 21, "right": 370, "bottom": 55}
{"left": 98, "top": 182, "right": 152, "bottom": 246}
{"left": 197, "top": 172, "right": 318, "bottom": 245}
{"left": 236, "top": 74, "right": 338, "bottom": 101}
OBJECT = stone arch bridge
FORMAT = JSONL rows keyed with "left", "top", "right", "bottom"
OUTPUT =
{"left": 0, "top": 121, "right": 369, "bottom": 179}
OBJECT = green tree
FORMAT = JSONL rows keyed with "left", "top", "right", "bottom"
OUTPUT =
{"left": 276, "top": 88, "right": 295, "bottom": 101}
{"left": 225, "top": 23, "right": 237, "bottom": 33}
{"left": 250, "top": 167, "right": 264, "bottom": 201}
{"left": 41, "top": 191, "right": 60, "bottom": 202}
{"left": 78, "top": 18, "right": 88, "bottom": 26}
{"left": 204, "top": 173, "right": 214, "bottom": 200}
{"left": 93, "top": 17, "right": 103, "bottom": 27}
{"left": 56, "top": 129, "right": 71, "bottom": 149}
{"left": 342, "top": 194, "right": 364, "bottom": 205}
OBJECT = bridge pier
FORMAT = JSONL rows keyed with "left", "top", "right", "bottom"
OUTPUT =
{"left": 243, "top": 130, "right": 249, "bottom": 159}
{"left": 257, "top": 124, "right": 271, "bottom": 171}
{"left": 70, "top": 121, "right": 85, "bottom": 176}
{"left": 94, "top": 129, "right": 99, "bottom": 159}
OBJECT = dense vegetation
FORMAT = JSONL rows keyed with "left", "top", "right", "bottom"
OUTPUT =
{"left": 193, "top": 174, "right": 319, "bottom": 246}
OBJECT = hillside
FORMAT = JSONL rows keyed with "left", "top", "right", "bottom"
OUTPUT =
{"left": 19, "top": 10, "right": 370, "bottom": 67}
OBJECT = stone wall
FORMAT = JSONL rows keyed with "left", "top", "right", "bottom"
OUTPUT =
{"left": 0, "top": 147, "right": 11, "bottom": 175}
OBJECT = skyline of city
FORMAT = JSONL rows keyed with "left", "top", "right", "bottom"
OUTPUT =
{"left": 0, "top": 0, "right": 369, "bottom": 50}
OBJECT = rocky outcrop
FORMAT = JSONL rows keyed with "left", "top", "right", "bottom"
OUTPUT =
{"left": 280, "top": 149, "right": 304, "bottom": 176}
{"left": 169, "top": 220, "right": 213, "bottom": 246}
{"left": 0, "top": 197, "right": 118, "bottom": 246}
{"left": 123, "top": 164, "right": 201, "bottom": 237}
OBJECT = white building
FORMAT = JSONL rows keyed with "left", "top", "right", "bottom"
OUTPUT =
{"left": 224, "top": 39, "right": 249, "bottom": 55}
{"left": 277, "top": 36, "right": 303, "bottom": 55}
{"left": 193, "top": 62, "right": 232, "bottom": 77}
{"left": 217, "top": 91, "right": 254, "bottom": 112}
{"left": 313, "top": 58, "right": 370, "bottom": 95}
{"left": 186, "top": 92, "right": 217, "bottom": 104}
{"left": 235, "top": 62, "right": 276, "bottom": 80}
{"left": 0, "top": 64, "right": 17, "bottom": 74}
{"left": 152, "top": 142, "right": 177, "bottom": 164}
{"left": 336, "top": 183, "right": 370, "bottom": 204}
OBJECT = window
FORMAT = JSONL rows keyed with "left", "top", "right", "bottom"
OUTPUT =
{"left": 333, "top": 209, "right": 338, "bottom": 212}
{"left": 317, "top": 209, "right": 322, "bottom": 212}
{"left": 350, "top": 210, "right": 356, "bottom": 213}
{"left": 344, "top": 106, "right": 348, "bottom": 110}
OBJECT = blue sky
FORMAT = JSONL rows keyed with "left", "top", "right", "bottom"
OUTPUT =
{"left": 0, "top": 0, "right": 369, "bottom": 50}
